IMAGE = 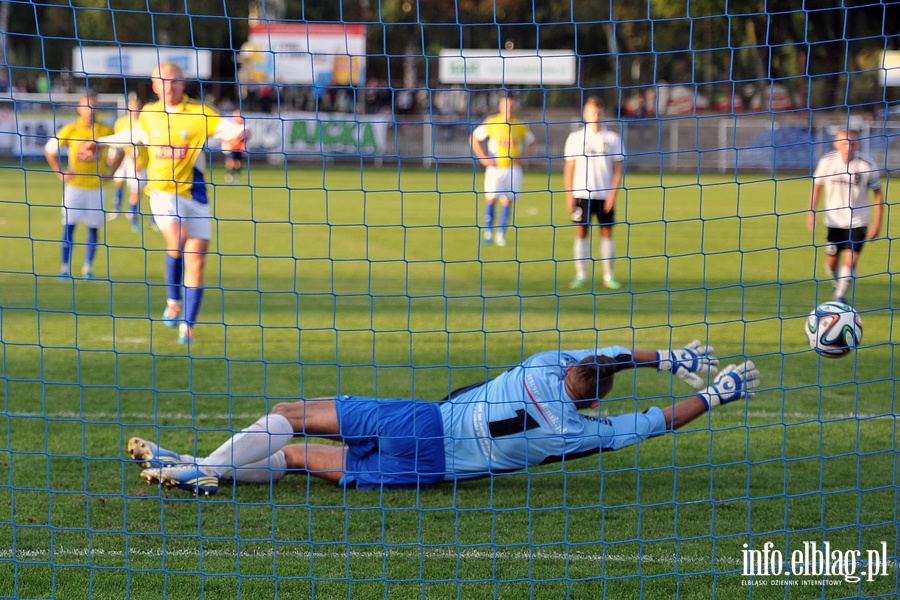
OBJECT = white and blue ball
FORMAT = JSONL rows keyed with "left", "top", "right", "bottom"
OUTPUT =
{"left": 806, "top": 301, "right": 863, "bottom": 358}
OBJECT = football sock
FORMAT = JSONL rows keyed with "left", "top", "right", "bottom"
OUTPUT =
{"left": 199, "top": 414, "right": 295, "bottom": 478}
{"left": 184, "top": 286, "right": 204, "bottom": 326}
{"left": 574, "top": 236, "right": 590, "bottom": 279}
{"left": 114, "top": 186, "right": 123, "bottom": 211}
{"left": 165, "top": 254, "right": 184, "bottom": 302}
{"left": 129, "top": 201, "right": 139, "bottom": 223}
{"left": 484, "top": 203, "right": 495, "bottom": 232}
{"left": 834, "top": 264, "right": 852, "bottom": 299}
{"left": 60, "top": 224, "right": 76, "bottom": 269}
{"left": 601, "top": 237, "right": 617, "bottom": 280}
{"left": 499, "top": 203, "right": 511, "bottom": 235}
{"left": 84, "top": 228, "right": 98, "bottom": 268}
{"left": 226, "top": 451, "right": 288, "bottom": 483}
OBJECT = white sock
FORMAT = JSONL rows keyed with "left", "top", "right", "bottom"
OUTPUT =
{"left": 220, "top": 450, "right": 288, "bottom": 483}
{"left": 573, "top": 237, "right": 590, "bottom": 279}
{"left": 834, "top": 264, "right": 853, "bottom": 299}
{"left": 199, "top": 414, "right": 294, "bottom": 478}
{"left": 601, "top": 238, "right": 616, "bottom": 280}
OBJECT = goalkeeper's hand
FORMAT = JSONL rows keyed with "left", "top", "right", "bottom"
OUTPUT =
{"left": 698, "top": 361, "right": 760, "bottom": 409}
{"left": 656, "top": 340, "right": 719, "bottom": 389}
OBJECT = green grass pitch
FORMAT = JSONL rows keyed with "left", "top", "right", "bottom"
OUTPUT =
{"left": 0, "top": 162, "right": 897, "bottom": 599}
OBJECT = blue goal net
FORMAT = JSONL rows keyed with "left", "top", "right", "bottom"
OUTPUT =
{"left": 0, "top": 2, "right": 898, "bottom": 598}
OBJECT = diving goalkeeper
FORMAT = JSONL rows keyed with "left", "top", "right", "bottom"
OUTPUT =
{"left": 128, "top": 341, "right": 759, "bottom": 496}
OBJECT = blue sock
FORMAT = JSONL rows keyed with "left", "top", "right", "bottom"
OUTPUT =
{"left": 485, "top": 203, "right": 495, "bottom": 231}
{"left": 499, "top": 204, "right": 512, "bottom": 235}
{"left": 84, "top": 228, "right": 98, "bottom": 268}
{"left": 184, "top": 286, "right": 204, "bottom": 326}
{"left": 114, "top": 187, "right": 123, "bottom": 210}
{"left": 61, "top": 224, "right": 76, "bottom": 269}
{"left": 166, "top": 254, "right": 184, "bottom": 302}
{"left": 129, "top": 202, "right": 139, "bottom": 224}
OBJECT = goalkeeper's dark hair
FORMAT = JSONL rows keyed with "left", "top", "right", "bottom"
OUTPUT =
{"left": 568, "top": 355, "right": 618, "bottom": 409}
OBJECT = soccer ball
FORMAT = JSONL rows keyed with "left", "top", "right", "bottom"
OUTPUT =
{"left": 805, "top": 301, "right": 863, "bottom": 358}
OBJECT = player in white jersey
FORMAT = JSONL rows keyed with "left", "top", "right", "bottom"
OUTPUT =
{"left": 808, "top": 129, "right": 884, "bottom": 303}
{"left": 564, "top": 97, "right": 625, "bottom": 290}
{"left": 126, "top": 341, "right": 760, "bottom": 496}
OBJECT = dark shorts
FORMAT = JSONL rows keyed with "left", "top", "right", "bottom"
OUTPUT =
{"left": 571, "top": 197, "right": 615, "bottom": 226}
{"left": 225, "top": 150, "right": 246, "bottom": 162}
{"left": 336, "top": 396, "right": 446, "bottom": 489}
{"left": 826, "top": 227, "right": 868, "bottom": 255}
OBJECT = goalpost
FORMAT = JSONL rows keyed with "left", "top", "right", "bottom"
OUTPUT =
{"left": 1, "top": 3, "right": 897, "bottom": 598}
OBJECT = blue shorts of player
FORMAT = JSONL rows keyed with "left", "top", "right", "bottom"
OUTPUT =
{"left": 336, "top": 396, "right": 446, "bottom": 489}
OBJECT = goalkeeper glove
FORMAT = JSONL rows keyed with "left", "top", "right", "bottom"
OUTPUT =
{"left": 657, "top": 340, "right": 719, "bottom": 389}
{"left": 699, "top": 361, "right": 760, "bottom": 408}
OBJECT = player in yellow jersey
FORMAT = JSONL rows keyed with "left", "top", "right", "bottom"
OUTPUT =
{"left": 44, "top": 94, "right": 119, "bottom": 279}
{"left": 108, "top": 96, "right": 150, "bottom": 232}
{"left": 470, "top": 94, "right": 535, "bottom": 247}
{"left": 100, "top": 62, "right": 244, "bottom": 344}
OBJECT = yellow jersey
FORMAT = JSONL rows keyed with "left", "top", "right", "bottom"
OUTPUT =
{"left": 114, "top": 114, "right": 149, "bottom": 170}
{"left": 472, "top": 113, "right": 534, "bottom": 168}
{"left": 137, "top": 95, "right": 223, "bottom": 203}
{"left": 55, "top": 118, "right": 114, "bottom": 189}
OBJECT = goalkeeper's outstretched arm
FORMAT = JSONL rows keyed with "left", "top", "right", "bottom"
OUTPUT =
{"left": 660, "top": 361, "right": 760, "bottom": 431}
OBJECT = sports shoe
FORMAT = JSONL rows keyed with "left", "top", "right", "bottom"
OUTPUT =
{"left": 494, "top": 234, "right": 507, "bottom": 247}
{"left": 602, "top": 277, "right": 621, "bottom": 290}
{"left": 81, "top": 265, "right": 94, "bottom": 280}
{"left": 178, "top": 324, "right": 193, "bottom": 345}
{"left": 128, "top": 437, "right": 183, "bottom": 470}
{"left": 107, "top": 212, "right": 120, "bottom": 221}
{"left": 569, "top": 276, "right": 586, "bottom": 290}
{"left": 835, "top": 295, "right": 848, "bottom": 304}
{"left": 480, "top": 232, "right": 493, "bottom": 246}
{"left": 141, "top": 464, "right": 219, "bottom": 496}
{"left": 58, "top": 267, "right": 71, "bottom": 280}
{"left": 161, "top": 303, "right": 182, "bottom": 328}
{"left": 130, "top": 220, "right": 140, "bottom": 233}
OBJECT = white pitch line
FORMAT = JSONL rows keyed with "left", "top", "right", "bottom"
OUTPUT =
{"left": 1, "top": 545, "right": 896, "bottom": 571}
{"left": 0, "top": 545, "right": 744, "bottom": 567}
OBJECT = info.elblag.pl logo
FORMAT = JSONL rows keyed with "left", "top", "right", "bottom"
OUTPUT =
{"left": 742, "top": 541, "right": 892, "bottom": 585}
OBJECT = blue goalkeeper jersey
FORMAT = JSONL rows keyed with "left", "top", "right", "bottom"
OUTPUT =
{"left": 439, "top": 346, "right": 668, "bottom": 480}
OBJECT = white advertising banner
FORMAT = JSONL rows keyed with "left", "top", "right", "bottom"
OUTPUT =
{"left": 245, "top": 112, "right": 388, "bottom": 156}
{"left": 438, "top": 49, "right": 576, "bottom": 85}
{"left": 243, "top": 23, "right": 366, "bottom": 86}
{"left": 71, "top": 47, "right": 212, "bottom": 79}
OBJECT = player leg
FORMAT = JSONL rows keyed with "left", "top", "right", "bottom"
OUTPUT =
{"left": 494, "top": 166, "right": 521, "bottom": 247}
{"left": 482, "top": 166, "right": 498, "bottom": 243}
{"left": 823, "top": 228, "right": 841, "bottom": 289}
{"left": 233, "top": 151, "right": 243, "bottom": 183}
{"left": 177, "top": 199, "right": 214, "bottom": 343}
{"left": 599, "top": 202, "right": 620, "bottom": 289}
{"left": 81, "top": 188, "right": 104, "bottom": 279}
{"left": 150, "top": 192, "right": 185, "bottom": 327}
{"left": 142, "top": 399, "right": 340, "bottom": 494}
{"left": 281, "top": 444, "right": 346, "bottom": 484}
{"left": 833, "top": 228, "right": 866, "bottom": 303}
{"left": 570, "top": 198, "right": 591, "bottom": 289}
{"left": 127, "top": 179, "right": 141, "bottom": 232}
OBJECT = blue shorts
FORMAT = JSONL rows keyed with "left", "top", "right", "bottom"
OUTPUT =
{"left": 336, "top": 396, "right": 446, "bottom": 489}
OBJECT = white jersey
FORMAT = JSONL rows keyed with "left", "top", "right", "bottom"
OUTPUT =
{"left": 813, "top": 150, "right": 881, "bottom": 229}
{"left": 564, "top": 126, "right": 624, "bottom": 199}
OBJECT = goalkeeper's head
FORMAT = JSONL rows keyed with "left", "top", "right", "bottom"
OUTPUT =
{"left": 565, "top": 355, "right": 618, "bottom": 409}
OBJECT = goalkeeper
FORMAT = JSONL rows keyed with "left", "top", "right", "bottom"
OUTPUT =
{"left": 129, "top": 342, "right": 759, "bottom": 496}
